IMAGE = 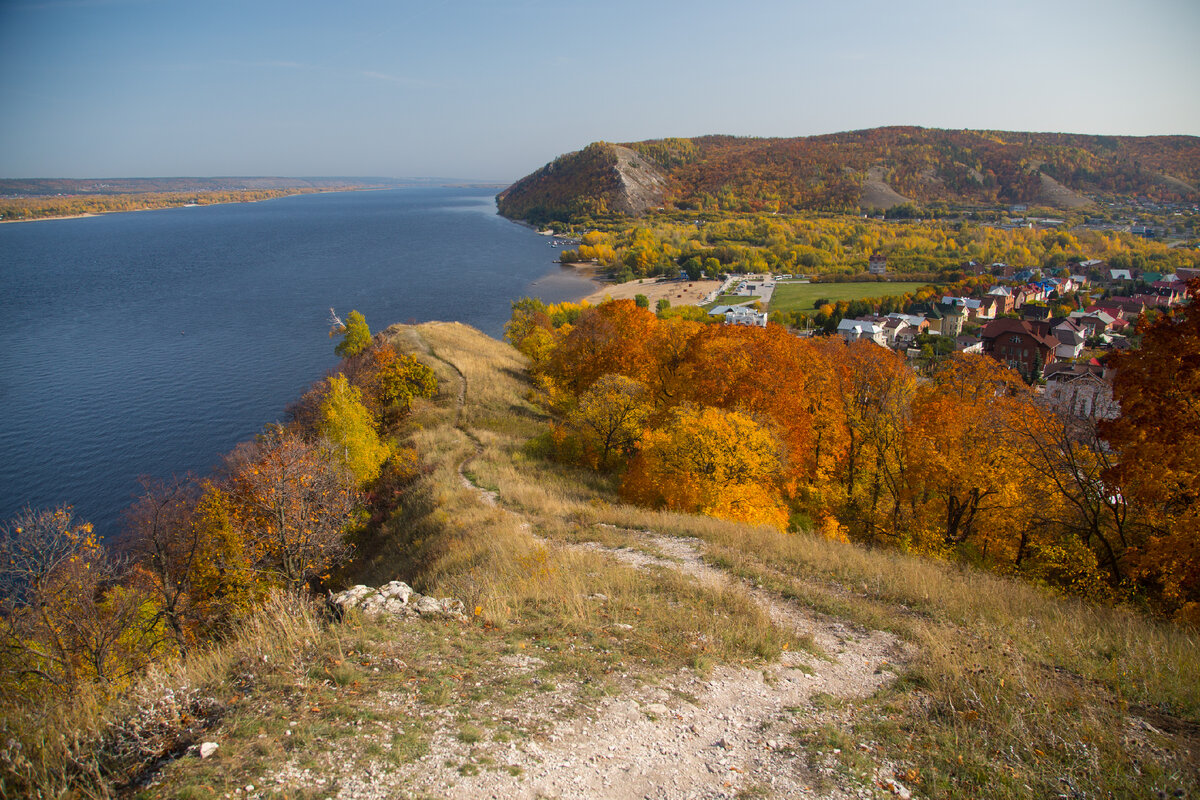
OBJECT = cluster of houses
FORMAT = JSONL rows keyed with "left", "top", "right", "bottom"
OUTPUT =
{"left": 833, "top": 262, "right": 1195, "bottom": 419}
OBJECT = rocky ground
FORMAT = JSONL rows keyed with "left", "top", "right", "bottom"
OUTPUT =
{"left": 248, "top": 524, "right": 913, "bottom": 800}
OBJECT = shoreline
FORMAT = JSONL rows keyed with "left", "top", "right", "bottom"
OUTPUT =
{"left": 0, "top": 186, "right": 363, "bottom": 225}
{"left": 557, "top": 261, "right": 723, "bottom": 307}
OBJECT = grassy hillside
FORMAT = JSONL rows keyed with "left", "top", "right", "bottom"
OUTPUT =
{"left": 108, "top": 321, "right": 1193, "bottom": 799}
{"left": 18, "top": 321, "right": 1195, "bottom": 798}
{"left": 497, "top": 127, "right": 1200, "bottom": 224}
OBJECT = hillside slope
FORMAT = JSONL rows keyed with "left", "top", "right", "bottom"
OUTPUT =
{"left": 132, "top": 321, "right": 1198, "bottom": 800}
{"left": 497, "top": 127, "right": 1200, "bottom": 221}
{"left": 496, "top": 142, "right": 668, "bottom": 224}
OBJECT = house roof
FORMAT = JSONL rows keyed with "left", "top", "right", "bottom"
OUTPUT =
{"left": 980, "top": 317, "right": 1059, "bottom": 350}
{"left": 837, "top": 318, "right": 883, "bottom": 335}
{"left": 1044, "top": 362, "right": 1107, "bottom": 383}
{"left": 1054, "top": 328, "right": 1085, "bottom": 346}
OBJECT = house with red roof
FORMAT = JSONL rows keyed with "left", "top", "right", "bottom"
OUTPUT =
{"left": 980, "top": 318, "right": 1059, "bottom": 381}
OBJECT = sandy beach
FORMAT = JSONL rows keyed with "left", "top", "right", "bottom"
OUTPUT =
{"left": 565, "top": 262, "right": 722, "bottom": 307}
{"left": 0, "top": 212, "right": 99, "bottom": 223}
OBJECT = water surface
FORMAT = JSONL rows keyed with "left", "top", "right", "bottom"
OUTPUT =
{"left": 0, "top": 187, "right": 592, "bottom": 536}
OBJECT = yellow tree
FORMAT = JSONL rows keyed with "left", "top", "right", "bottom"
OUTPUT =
{"left": 373, "top": 351, "right": 438, "bottom": 414}
{"left": 564, "top": 374, "right": 652, "bottom": 470}
{"left": 186, "top": 482, "right": 263, "bottom": 639}
{"left": 903, "top": 354, "right": 1034, "bottom": 559}
{"left": 622, "top": 405, "right": 788, "bottom": 529}
{"left": 318, "top": 374, "right": 391, "bottom": 485}
{"left": 0, "top": 507, "right": 164, "bottom": 696}
{"left": 824, "top": 341, "right": 916, "bottom": 537}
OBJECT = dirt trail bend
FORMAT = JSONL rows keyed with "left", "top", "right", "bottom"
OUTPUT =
{"left": 401, "top": 328, "right": 911, "bottom": 799}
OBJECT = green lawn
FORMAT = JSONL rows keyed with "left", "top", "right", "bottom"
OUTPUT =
{"left": 702, "top": 294, "right": 761, "bottom": 311}
{"left": 769, "top": 281, "right": 933, "bottom": 313}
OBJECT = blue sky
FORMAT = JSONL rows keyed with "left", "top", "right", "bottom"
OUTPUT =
{"left": 1, "top": 0, "right": 1197, "bottom": 181}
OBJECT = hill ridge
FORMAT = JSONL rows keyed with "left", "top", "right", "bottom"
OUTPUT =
{"left": 497, "top": 126, "right": 1200, "bottom": 223}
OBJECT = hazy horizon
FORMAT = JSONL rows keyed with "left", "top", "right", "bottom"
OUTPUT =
{"left": 2, "top": 0, "right": 1197, "bottom": 183}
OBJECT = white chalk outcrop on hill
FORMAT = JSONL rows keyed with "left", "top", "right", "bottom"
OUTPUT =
{"left": 330, "top": 581, "right": 467, "bottom": 621}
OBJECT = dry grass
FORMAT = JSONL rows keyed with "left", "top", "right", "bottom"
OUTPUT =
{"left": 21, "top": 320, "right": 1194, "bottom": 799}
{"left": 400, "top": 321, "right": 1198, "bottom": 799}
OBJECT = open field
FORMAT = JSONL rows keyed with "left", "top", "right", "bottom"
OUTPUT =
{"left": 770, "top": 281, "right": 933, "bottom": 313}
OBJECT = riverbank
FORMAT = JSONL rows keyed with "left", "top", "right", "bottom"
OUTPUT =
{"left": 561, "top": 261, "right": 722, "bottom": 306}
{"left": 0, "top": 187, "right": 350, "bottom": 223}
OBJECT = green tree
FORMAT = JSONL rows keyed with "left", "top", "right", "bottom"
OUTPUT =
{"left": 635, "top": 294, "right": 650, "bottom": 309}
{"left": 334, "top": 310, "right": 372, "bottom": 358}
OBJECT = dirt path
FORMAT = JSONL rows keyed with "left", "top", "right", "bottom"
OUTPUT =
{"left": 392, "top": 519, "right": 910, "bottom": 799}
{"left": 398, "top": 331, "right": 912, "bottom": 799}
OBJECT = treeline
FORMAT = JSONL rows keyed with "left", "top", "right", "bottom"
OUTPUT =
{"left": 0, "top": 188, "right": 331, "bottom": 221}
{"left": 506, "top": 289, "right": 1200, "bottom": 624}
{"left": 561, "top": 212, "right": 1200, "bottom": 283}
{"left": 0, "top": 312, "right": 436, "bottom": 782}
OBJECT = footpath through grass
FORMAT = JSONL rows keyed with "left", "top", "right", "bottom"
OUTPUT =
{"left": 770, "top": 281, "right": 932, "bottom": 313}
{"left": 132, "top": 321, "right": 1196, "bottom": 800}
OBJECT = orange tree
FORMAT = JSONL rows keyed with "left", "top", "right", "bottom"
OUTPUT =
{"left": 1102, "top": 280, "right": 1200, "bottom": 622}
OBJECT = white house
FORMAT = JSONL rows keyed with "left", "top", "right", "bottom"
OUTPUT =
{"left": 837, "top": 318, "right": 886, "bottom": 346}
{"left": 725, "top": 308, "right": 768, "bottom": 327}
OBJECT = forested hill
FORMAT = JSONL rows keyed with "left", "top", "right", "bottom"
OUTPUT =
{"left": 496, "top": 127, "right": 1200, "bottom": 223}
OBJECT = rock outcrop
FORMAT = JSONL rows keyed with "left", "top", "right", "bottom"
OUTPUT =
{"left": 330, "top": 581, "right": 467, "bottom": 622}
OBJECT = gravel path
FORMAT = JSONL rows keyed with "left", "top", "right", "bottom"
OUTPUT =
{"left": 377, "top": 523, "right": 911, "bottom": 800}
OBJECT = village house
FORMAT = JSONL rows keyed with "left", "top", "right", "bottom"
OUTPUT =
{"left": 955, "top": 335, "right": 983, "bottom": 354}
{"left": 868, "top": 253, "right": 888, "bottom": 275}
{"left": 1043, "top": 361, "right": 1119, "bottom": 420}
{"left": 884, "top": 313, "right": 929, "bottom": 349}
{"left": 836, "top": 317, "right": 886, "bottom": 346}
{"left": 927, "top": 304, "right": 965, "bottom": 338}
{"left": 1051, "top": 319, "right": 1087, "bottom": 360}
{"left": 1021, "top": 304, "right": 1052, "bottom": 322}
{"left": 977, "top": 295, "right": 1004, "bottom": 319}
{"left": 724, "top": 307, "right": 768, "bottom": 327}
{"left": 980, "top": 317, "right": 1058, "bottom": 381}
{"left": 1150, "top": 280, "right": 1187, "bottom": 305}
{"left": 1067, "top": 309, "right": 1116, "bottom": 338}
{"left": 1091, "top": 298, "right": 1146, "bottom": 321}
{"left": 985, "top": 286, "right": 1017, "bottom": 314}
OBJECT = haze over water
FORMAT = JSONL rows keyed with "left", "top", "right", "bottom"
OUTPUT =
{"left": 0, "top": 187, "right": 593, "bottom": 537}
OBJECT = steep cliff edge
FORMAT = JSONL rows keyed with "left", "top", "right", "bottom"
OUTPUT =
{"left": 496, "top": 142, "right": 667, "bottom": 225}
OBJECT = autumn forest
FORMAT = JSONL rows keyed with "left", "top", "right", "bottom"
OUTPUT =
{"left": 506, "top": 292, "right": 1200, "bottom": 623}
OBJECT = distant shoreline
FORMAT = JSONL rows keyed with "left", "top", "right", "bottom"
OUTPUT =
{"left": 0, "top": 187, "right": 351, "bottom": 224}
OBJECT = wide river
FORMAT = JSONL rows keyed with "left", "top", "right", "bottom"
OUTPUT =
{"left": 0, "top": 187, "right": 594, "bottom": 537}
